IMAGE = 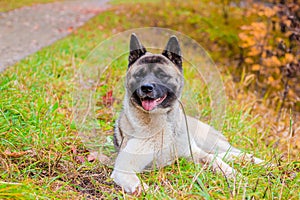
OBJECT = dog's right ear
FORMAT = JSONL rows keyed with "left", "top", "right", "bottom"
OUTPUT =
{"left": 162, "top": 36, "right": 182, "bottom": 71}
{"left": 128, "top": 33, "right": 146, "bottom": 67}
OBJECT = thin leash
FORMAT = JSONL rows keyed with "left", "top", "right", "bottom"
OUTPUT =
{"left": 178, "top": 99, "right": 196, "bottom": 166}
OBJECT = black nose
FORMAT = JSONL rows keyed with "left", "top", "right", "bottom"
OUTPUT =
{"left": 141, "top": 83, "right": 154, "bottom": 94}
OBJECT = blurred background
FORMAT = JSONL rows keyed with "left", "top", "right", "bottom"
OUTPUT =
{"left": 0, "top": 0, "right": 299, "bottom": 198}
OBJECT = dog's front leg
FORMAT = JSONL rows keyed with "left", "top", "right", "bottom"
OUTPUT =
{"left": 111, "top": 138, "right": 153, "bottom": 194}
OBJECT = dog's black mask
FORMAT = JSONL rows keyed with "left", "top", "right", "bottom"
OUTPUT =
{"left": 131, "top": 83, "right": 176, "bottom": 111}
{"left": 127, "top": 34, "right": 183, "bottom": 112}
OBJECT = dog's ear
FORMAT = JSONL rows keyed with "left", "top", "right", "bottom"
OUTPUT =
{"left": 162, "top": 35, "right": 182, "bottom": 71}
{"left": 128, "top": 33, "right": 146, "bottom": 67}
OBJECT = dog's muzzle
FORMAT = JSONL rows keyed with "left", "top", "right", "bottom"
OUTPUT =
{"left": 135, "top": 83, "right": 167, "bottom": 111}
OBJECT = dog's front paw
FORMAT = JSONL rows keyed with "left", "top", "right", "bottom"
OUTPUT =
{"left": 111, "top": 170, "right": 148, "bottom": 194}
{"left": 132, "top": 182, "right": 149, "bottom": 196}
{"left": 222, "top": 168, "right": 242, "bottom": 179}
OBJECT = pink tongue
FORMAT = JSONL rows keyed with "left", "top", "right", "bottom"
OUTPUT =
{"left": 142, "top": 99, "right": 158, "bottom": 111}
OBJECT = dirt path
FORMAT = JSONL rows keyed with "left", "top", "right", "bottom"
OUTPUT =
{"left": 0, "top": 0, "right": 109, "bottom": 72}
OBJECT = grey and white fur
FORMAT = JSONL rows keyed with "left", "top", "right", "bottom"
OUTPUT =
{"left": 111, "top": 34, "right": 263, "bottom": 194}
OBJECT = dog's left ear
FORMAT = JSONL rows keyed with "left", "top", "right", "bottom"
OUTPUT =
{"left": 128, "top": 33, "right": 147, "bottom": 67}
{"left": 162, "top": 36, "right": 182, "bottom": 71}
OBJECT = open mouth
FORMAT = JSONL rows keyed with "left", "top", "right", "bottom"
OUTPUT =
{"left": 140, "top": 94, "right": 167, "bottom": 111}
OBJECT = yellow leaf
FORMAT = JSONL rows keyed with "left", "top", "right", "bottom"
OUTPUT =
{"left": 265, "top": 46, "right": 273, "bottom": 51}
{"left": 284, "top": 53, "right": 294, "bottom": 63}
{"left": 288, "top": 90, "right": 296, "bottom": 99}
{"left": 268, "top": 76, "right": 275, "bottom": 83}
{"left": 252, "top": 30, "right": 266, "bottom": 40}
{"left": 252, "top": 64, "right": 261, "bottom": 71}
{"left": 251, "top": 22, "right": 266, "bottom": 31}
{"left": 271, "top": 56, "right": 281, "bottom": 67}
{"left": 238, "top": 33, "right": 249, "bottom": 41}
{"left": 237, "top": 93, "right": 244, "bottom": 99}
{"left": 248, "top": 47, "right": 260, "bottom": 56}
{"left": 263, "top": 56, "right": 281, "bottom": 67}
{"left": 296, "top": 139, "right": 300, "bottom": 148}
{"left": 243, "top": 74, "right": 256, "bottom": 87}
{"left": 276, "top": 37, "right": 283, "bottom": 43}
{"left": 245, "top": 58, "right": 254, "bottom": 64}
{"left": 274, "top": 67, "right": 280, "bottom": 75}
{"left": 264, "top": 7, "right": 276, "bottom": 17}
{"left": 283, "top": 19, "right": 291, "bottom": 27}
{"left": 246, "top": 38, "right": 256, "bottom": 47}
{"left": 240, "top": 25, "right": 251, "bottom": 30}
{"left": 263, "top": 58, "right": 272, "bottom": 67}
{"left": 258, "top": 11, "right": 265, "bottom": 16}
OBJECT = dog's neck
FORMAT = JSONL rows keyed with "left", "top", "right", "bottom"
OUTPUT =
{"left": 123, "top": 99, "right": 182, "bottom": 138}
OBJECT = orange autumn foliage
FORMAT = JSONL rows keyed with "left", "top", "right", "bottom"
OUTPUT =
{"left": 238, "top": 2, "right": 299, "bottom": 112}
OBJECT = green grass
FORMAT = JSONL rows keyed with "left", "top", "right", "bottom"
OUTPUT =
{"left": 0, "top": 0, "right": 299, "bottom": 199}
{"left": 0, "top": 0, "right": 61, "bottom": 12}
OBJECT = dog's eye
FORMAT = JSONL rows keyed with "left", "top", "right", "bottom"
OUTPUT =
{"left": 134, "top": 71, "right": 145, "bottom": 79}
{"left": 156, "top": 71, "right": 168, "bottom": 79}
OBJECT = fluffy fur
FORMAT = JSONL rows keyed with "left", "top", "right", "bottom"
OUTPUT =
{"left": 111, "top": 34, "right": 263, "bottom": 194}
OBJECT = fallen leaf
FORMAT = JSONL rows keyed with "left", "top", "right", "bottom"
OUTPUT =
{"left": 88, "top": 151, "right": 110, "bottom": 163}
{"left": 87, "top": 154, "right": 96, "bottom": 162}
{"left": 245, "top": 58, "right": 254, "bottom": 64}
{"left": 283, "top": 53, "right": 294, "bottom": 64}
{"left": 252, "top": 64, "right": 261, "bottom": 71}
{"left": 75, "top": 156, "right": 85, "bottom": 163}
{"left": 98, "top": 25, "right": 104, "bottom": 30}
{"left": 71, "top": 146, "right": 77, "bottom": 154}
{"left": 67, "top": 26, "right": 73, "bottom": 33}
{"left": 3, "top": 150, "right": 33, "bottom": 158}
{"left": 102, "top": 90, "right": 114, "bottom": 106}
{"left": 243, "top": 74, "right": 256, "bottom": 87}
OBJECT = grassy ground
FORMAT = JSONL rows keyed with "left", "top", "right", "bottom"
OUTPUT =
{"left": 0, "top": 0, "right": 299, "bottom": 199}
{"left": 0, "top": 0, "right": 61, "bottom": 12}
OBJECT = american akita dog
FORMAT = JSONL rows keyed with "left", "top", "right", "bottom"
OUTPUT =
{"left": 111, "top": 33, "right": 263, "bottom": 194}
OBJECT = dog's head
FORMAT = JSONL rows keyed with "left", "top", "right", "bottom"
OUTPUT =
{"left": 126, "top": 34, "right": 184, "bottom": 112}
